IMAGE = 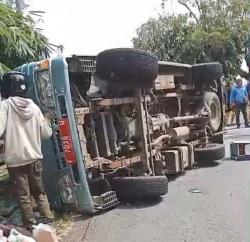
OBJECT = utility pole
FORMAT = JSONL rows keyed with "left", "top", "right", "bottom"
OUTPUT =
{"left": 15, "top": 0, "right": 22, "bottom": 13}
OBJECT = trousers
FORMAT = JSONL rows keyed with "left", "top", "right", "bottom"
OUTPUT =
{"left": 235, "top": 103, "right": 248, "bottom": 126}
{"left": 8, "top": 160, "right": 52, "bottom": 228}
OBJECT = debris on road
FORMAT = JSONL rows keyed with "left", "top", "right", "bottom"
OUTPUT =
{"left": 4, "top": 228, "right": 35, "bottom": 242}
{"left": 33, "top": 223, "right": 58, "bottom": 242}
{"left": 189, "top": 189, "right": 202, "bottom": 194}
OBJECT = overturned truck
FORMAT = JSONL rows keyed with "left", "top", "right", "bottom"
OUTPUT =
{"left": 9, "top": 48, "right": 224, "bottom": 213}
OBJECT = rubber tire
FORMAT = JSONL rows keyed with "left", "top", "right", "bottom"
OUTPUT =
{"left": 204, "top": 91, "right": 222, "bottom": 132}
{"left": 212, "top": 133, "right": 224, "bottom": 144}
{"left": 111, "top": 176, "right": 168, "bottom": 201}
{"left": 192, "top": 63, "right": 222, "bottom": 83}
{"left": 95, "top": 48, "right": 158, "bottom": 88}
{"left": 195, "top": 143, "right": 225, "bottom": 162}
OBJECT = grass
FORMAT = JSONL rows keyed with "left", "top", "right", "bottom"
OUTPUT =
{"left": 53, "top": 211, "right": 75, "bottom": 240}
{"left": 0, "top": 165, "right": 9, "bottom": 181}
{"left": 0, "top": 165, "right": 11, "bottom": 196}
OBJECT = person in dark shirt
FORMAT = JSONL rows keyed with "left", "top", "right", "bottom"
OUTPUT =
{"left": 224, "top": 82, "right": 235, "bottom": 125}
{"left": 246, "top": 80, "right": 250, "bottom": 122}
{"left": 246, "top": 80, "right": 250, "bottom": 99}
{"left": 225, "top": 82, "right": 232, "bottom": 111}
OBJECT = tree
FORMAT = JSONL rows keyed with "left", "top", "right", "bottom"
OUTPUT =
{"left": 0, "top": 2, "right": 50, "bottom": 74}
{"left": 133, "top": 15, "right": 198, "bottom": 63}
{"left": 133, "top": 0, "right": 250, "bottom": 78}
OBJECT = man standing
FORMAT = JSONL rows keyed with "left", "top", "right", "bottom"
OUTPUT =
{"left": 230, "top": 77, "right": 249, "bottom": 128}
{"left": 0, "top": 72, "right": 53, "bottom": 230}
{"left": 246, "top": 79, "right": 250, "bottom": 121}
{"left": 224, "top": 81, "right": 235, "bottom": 126}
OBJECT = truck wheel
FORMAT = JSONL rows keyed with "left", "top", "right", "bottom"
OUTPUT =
{"left": 192, "top": 63, "right": 222, "bottom": 83}
{"left": 111, "top": 176, "right": 168, "bottom": 201}
{"left": 95, "top": 48, "right": 158, "bottom": 88}
{"left": 194, "top": 143, "right": 225, "bottom": 162}
{"left": 204, "top": 91, "right": 221, "bottom": 132}
{"left": 212, "top": 133, "right": 224, "bottom": 144}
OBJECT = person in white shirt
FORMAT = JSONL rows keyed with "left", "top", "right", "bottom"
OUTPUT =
{"left": 0, "top": 72, "right": 53, "bottom": 230}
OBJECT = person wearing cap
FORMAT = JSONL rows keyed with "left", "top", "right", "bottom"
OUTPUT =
{"left": 230, "top": 77, "right": 249, "bottom": 128}
{"left": 0, "top": 71, "right": 53, "bottom": 230}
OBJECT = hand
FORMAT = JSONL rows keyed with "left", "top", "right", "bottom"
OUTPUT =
{"left": 44, "top": 111, "right": 53, "bottom": 121}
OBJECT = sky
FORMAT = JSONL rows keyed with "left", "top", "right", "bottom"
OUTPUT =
{"left": 28, "top": 0, "right": 185, "bottom": 56}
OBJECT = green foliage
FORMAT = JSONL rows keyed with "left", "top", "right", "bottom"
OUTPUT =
{"left": 133, "top": 0, "right": 250, "bottom": 78}
{"left": 0, "top": 3, "right": 50, "bottom": 71}
{"left": 0, "top": 63, "right": 10, "bottom": 76}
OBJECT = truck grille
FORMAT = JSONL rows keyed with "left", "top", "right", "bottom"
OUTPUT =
{"left": 79, "top": 56, "right": 96, "bottom": 73}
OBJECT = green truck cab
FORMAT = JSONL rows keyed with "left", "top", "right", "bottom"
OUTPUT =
{"left": 15, "top": 57, "right": 99, "bottom": 213}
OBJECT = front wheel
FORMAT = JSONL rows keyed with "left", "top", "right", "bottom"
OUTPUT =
{"left": 111, "top": 176, "right": 168, "bottom": 201}
{"left": 194, "top": 143, "right": 225, "bottom": 162}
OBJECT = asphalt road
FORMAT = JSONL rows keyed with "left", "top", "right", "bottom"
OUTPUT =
{"left": 66, "top": 127, "right": 250, "bottom": 242}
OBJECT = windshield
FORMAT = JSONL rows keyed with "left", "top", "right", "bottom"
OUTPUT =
{"left": 35, "top": 70, "right": 54, "bottom": 107}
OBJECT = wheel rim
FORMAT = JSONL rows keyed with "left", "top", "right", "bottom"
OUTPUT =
{"left": 210, "top": 102, "right": 217, "bottom": 119}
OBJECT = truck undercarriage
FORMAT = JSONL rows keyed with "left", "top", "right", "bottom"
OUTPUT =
{"left": 58, "top": 49, "right": 225, "bottom": 208}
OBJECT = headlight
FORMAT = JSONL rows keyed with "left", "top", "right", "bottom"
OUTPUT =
{"left": 57, "top": 173, "right": 75, "bottom": 204}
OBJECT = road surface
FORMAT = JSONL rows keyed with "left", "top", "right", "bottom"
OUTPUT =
{"left": 65, "top": 127, "right": 250, "bottom": 242}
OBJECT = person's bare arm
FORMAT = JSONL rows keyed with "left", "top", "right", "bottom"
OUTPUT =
{"left": 40, "top": 111, "right": 52, "bottom": 139}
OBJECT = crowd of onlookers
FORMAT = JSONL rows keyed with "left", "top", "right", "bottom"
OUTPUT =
{"left": 223, "top": 77, "right": 250, "bottom": 128}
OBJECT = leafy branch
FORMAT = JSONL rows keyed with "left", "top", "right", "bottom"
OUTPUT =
{"left": 0, "top": 2, "right": 50, "bottom": 69}
{"left": 178, "top": 0, "right": 199, "bottom": 23}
